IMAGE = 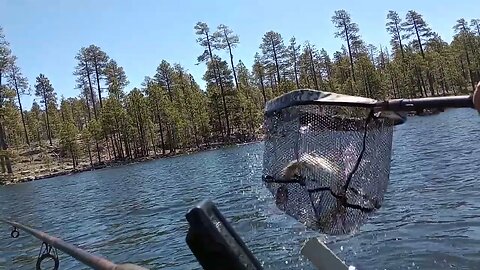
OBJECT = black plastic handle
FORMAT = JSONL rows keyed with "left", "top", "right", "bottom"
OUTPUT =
{"left": 185, "top": 200, "right": 263, "bottom": 270}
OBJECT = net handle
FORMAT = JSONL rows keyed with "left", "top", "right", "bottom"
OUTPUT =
{"left": 264, "top": 89, "right": 477, "bottom": 117}
{"left": 376, "top": 95, "right": 474, "bottom": 112}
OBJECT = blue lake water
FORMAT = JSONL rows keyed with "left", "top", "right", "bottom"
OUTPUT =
{"left": 1, "top": 108, "right": 479, "bottom": 270}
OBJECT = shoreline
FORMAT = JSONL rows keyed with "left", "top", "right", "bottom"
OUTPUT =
{"left": 0, "top": 138, "right": 263, "bottom": 186}
{"left": 0, "top": 108, "right": 449, "bottom": 187}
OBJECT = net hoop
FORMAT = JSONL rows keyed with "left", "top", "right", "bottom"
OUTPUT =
{"left": 264, "top": 89, "right": 406, "bottom": 125}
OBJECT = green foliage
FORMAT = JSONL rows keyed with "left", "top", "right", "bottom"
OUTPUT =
{"left": 125, "top": 88, "right": 151, "bottom": 157}
{"left": 25, "top": 102, "right": 43, "bottom": 145}
{"left": 87, "top": 118, "right": 103, "bottom": 142}
{"left": 60, "top": 121, "right": 79, "bottom": 164}
{"left": 2, "top": 92, "right": 22, "bottom": 146}
{"left": 105, "top": 60, "right": 129, "bottom": 99}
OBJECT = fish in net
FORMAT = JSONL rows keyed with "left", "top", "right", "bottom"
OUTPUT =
{"left": 262, "top": 90, "right": 404, "bottom": 235}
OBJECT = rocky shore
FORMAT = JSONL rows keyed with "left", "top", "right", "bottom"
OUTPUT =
{"left": 0, "top": 136, "right": 263, "bottom": 186}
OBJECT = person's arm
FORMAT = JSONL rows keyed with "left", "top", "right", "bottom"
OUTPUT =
{"left": 474, "top": 82, "right": 480, "bottom": 112}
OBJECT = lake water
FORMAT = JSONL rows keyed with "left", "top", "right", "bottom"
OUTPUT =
{"left": 0, "top": 108, "right": 479, "bottom": 270}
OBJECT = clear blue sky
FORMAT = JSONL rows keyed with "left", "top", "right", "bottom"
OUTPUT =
{"left": 1, "top": 0, "right": 478, "bottom": 108}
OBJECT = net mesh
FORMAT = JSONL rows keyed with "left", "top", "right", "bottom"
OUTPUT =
{"left": 263, "top": 104, "right": 394, "bottom": 235}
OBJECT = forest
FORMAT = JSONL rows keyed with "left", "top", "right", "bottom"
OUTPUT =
{"left": 0, "top": 9, "right": 480, "bottom": 181}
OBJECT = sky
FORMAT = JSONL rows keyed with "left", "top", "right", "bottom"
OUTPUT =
{"left": 1, "top": 0, "right": 479, "bottom": 109}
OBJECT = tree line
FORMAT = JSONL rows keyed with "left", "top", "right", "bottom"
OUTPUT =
{"left": 1, "top": 10, "right": 480, "bottom": 175}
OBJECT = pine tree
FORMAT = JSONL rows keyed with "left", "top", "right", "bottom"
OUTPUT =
{"left": 172, "top": 64, "right": 203, "bottom": 148}
{"left": 155, "top": 60, "right": 175, "bottom": 101}
{"left": 87, "top": 118, "right": 103, "bottom": 162}
{"left": 144, "top": 78, "right": 167, "bottom": 155}
{"left": 403, "top": 11, "right": 433, "bottom": 58}
{"left": 236, "top": 61, "right": 262, "bottom": 134}
{"left": 34, "top": 74, "right": 56, "bottom": 146}
{"left": 6, "top": 56, "right": 30, "bottom": 145}
{"left": 454, "top": 18, "right": 477, "bottom": 89}
{"left": 59, "top": 99, "right": 79, "bottom": 169}
{"left": 402, "top": 10, "right": 435, "bottom": 96}
{"left": 188, "top": 75, "right": 210, "bottom": 144}
{"left": 332, "top": 10, "right": 360, "bottom": 85}
{"left": 331, "top": 48, "right": 354, "bottom": 94}
{"left": 386, "top": 10, "right": 418, "bottom": 98}
{"left": 450, "top": 35, "right": 474, "bottom": 93}
{"left": 26, "top": 101, "right": 43, "bottom": 145}
{"left": 75, "top": 47, "right": 98, "bottom": 119}
{"left": 125, "top": 88, "right": 150, "bottom": 157}
{"left": 319, "top": 49, "right": 335, "bottom": 91}
{"left": 303, "top": 42, "right": 320, "bottom": 90}
{"left": 104, "top": 60, "right": 128, "bottom": 100}
{"left": 154, "top": 60, "right": 179, "bottom": 151}
{"left": 252, "top": 53, "right": 267, "bottom": 104}
{"left": 2, "top": 90, "right": 23, "bottom": 147}
{"left": 74, "top": 47, "right": 105, "bottom": 162}
{"left": 0, "top": 26, "right": 13, "bottom": 174}
{"left": 195, "top": 22, "right": 230, "bottom": 137}
{"left": 171, "top": 64, "right": 190, "bottom": 148}
{"left": 425, "top": 34, "right": 451, "bottom": 95}
{"left": 86, "top": 45, "right": 109, "bottom": 109}
{"left": 214, "top": 24, "right": 240, "bottom": 90}
{"left": 471, "top": 19, "right": 480, "bottom": 82}
{"left": 204, "top": 56, "right": 234, "bottom": 137}
{"left": 471, "top": 19, "right": 480, "bottom": 36}
{"left": 104, "top": 59, "right": 129, "bottom": 159}
{"left": 386, "top": 11, "right": 406, "bottom": 59}
{"left": 260, "top": 31, "right": 287, "bottom": 87}
{"left": 76, "top": 77, "right": 92, "bottom": 121}
{"left": 80, "top": 126, "right": 93, "bottom": 166}
{"left": 288, "top": 37, "right": 301, "bottom": 88}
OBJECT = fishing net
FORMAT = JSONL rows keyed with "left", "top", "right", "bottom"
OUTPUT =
{"left": 262, "top": 90, "right": 404, "bottom": 235}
